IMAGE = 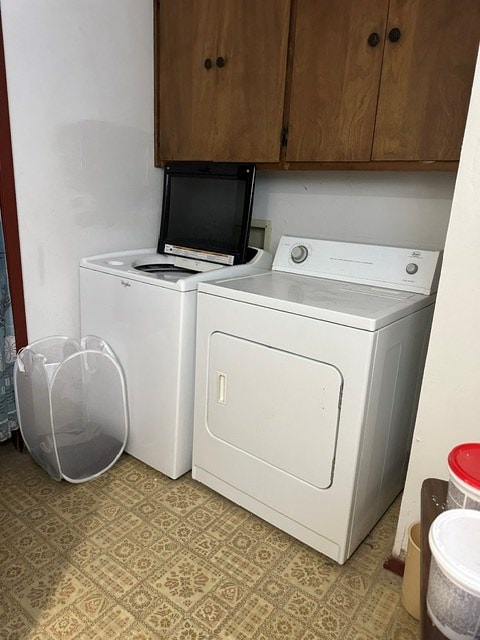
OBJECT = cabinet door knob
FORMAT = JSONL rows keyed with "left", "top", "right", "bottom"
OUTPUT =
{"left": 204, "top": 58, "right": 212, "bottom": 69}
{"left": 388, "top": 27, "right": 401, "bottom": 43}
{"left": 216, "top": 56, "right": 226, "bottom": 68}
{"left": 367, "top": 32, "right": 380, "bottom": 47}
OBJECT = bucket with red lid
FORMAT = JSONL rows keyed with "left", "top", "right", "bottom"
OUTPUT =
{"left": 447, "top": 443, "right": 480, "bottom": 510}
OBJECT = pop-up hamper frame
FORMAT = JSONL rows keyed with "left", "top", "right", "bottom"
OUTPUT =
{"left": 14, "top": 335, "right": 128, "bottom": 482}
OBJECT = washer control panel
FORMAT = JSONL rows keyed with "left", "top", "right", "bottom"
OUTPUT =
{"left": 273, "top": 236, "right": 442, "bottom": 295}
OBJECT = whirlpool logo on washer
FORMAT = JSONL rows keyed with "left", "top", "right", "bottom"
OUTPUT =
{"left": 409, "top": 251, "right": 422, "bottom": 259}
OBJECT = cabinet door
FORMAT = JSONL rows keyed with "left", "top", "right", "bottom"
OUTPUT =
{"left": 156, "top": 0, "right": 290, "bottom": 163}
{"left": 286, "top": 0, "right": 389, "bottom": 162}
{"left": 372, "top": 0, "right": 480, "bottom": 161}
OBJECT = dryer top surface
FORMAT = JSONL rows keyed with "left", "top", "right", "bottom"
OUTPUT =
{"left": 198, "top": 271, "right": 435, "bottom": 331}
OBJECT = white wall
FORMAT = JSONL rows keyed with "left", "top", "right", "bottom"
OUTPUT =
{"left": 2, "top": 1, "right": 456, "bottom": 357}
{"left": 394, "top": 51, "right": 480, "bottom": 555}
{"left": 255, "top": 171, "right": 455, "bottom": 253}
{"left": 1, "top": 0, "right": 162, "bottom": 341}
{"left": 1, "top": 4, "right": 461, "bottom": 537}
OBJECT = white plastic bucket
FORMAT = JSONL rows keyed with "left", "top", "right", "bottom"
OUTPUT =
{"left": 447, "top": 443, "right": 480, "bottom": 511}
{"left": 427, "top": 509, "right": 480, "bottom": 639}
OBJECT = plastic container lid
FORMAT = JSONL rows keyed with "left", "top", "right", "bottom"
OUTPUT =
{"left": 448, "top": 443, "right": 480, "bottom": 490}
{"left": 429, "top": 509, "right": 480, "bottom": 596}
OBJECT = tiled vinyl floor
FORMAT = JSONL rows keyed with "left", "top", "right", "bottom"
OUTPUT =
{"left": 0, "top": 443, "right": 419, "bottom": 639}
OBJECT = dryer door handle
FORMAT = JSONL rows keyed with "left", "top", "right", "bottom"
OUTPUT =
{"left": 217, "top": 372, "right": 227, "bottom": 405}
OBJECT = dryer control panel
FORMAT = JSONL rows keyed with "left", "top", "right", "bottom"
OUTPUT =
{"left": 273, "top": 236, "right": 442, "bottom": 295}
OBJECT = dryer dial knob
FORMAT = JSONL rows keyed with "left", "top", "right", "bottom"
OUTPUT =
{"left": 291, "top": 245, "right": 309, "bottom": 264}
{"left": 406, "top": 262, "right": 418, "bottom": 275}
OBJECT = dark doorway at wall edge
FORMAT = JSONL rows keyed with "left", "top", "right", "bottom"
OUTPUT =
{"left": 0, "top": 11, "right": 28, "bottom": 350}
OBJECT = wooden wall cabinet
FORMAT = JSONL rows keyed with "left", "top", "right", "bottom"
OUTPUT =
{"left": 155, "top": 0, "right": 290, "bottom": 163}
{"left": 155, "top": 0, "right": 480, "bottom": 168}
{"left": 286, "top": 0, "right": 390, "bottom": 162}
{"left": 372, "top": 0, "right": 480, "bottom": 161}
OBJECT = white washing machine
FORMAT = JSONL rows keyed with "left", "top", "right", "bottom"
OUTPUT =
{"left": 80, "top": 247, "right": 272, "bottom": 479}
{"left": 192, "top": 235, "right": 441, "bottom": 563}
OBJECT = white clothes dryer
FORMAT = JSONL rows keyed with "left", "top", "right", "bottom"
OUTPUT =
{"left": 192, "top": 236, "right": 441, "bottom": 563}
{"left": 80, "top": 247, "right": 272, "bottom": 479}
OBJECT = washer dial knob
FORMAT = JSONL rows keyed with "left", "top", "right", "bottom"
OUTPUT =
{"left": 406, "top": 262, "right": 418, "bottom": 275}
{"left": 291, "top": 244, "right": 309, "bottom": 264}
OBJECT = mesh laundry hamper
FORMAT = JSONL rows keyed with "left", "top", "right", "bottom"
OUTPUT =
{"left": 14, "top": 336, "right": 128, "bottom": 482}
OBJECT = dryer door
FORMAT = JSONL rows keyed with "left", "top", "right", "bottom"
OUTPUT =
{"left": 207, "top": 333, "right": 343, "bottom": 489}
